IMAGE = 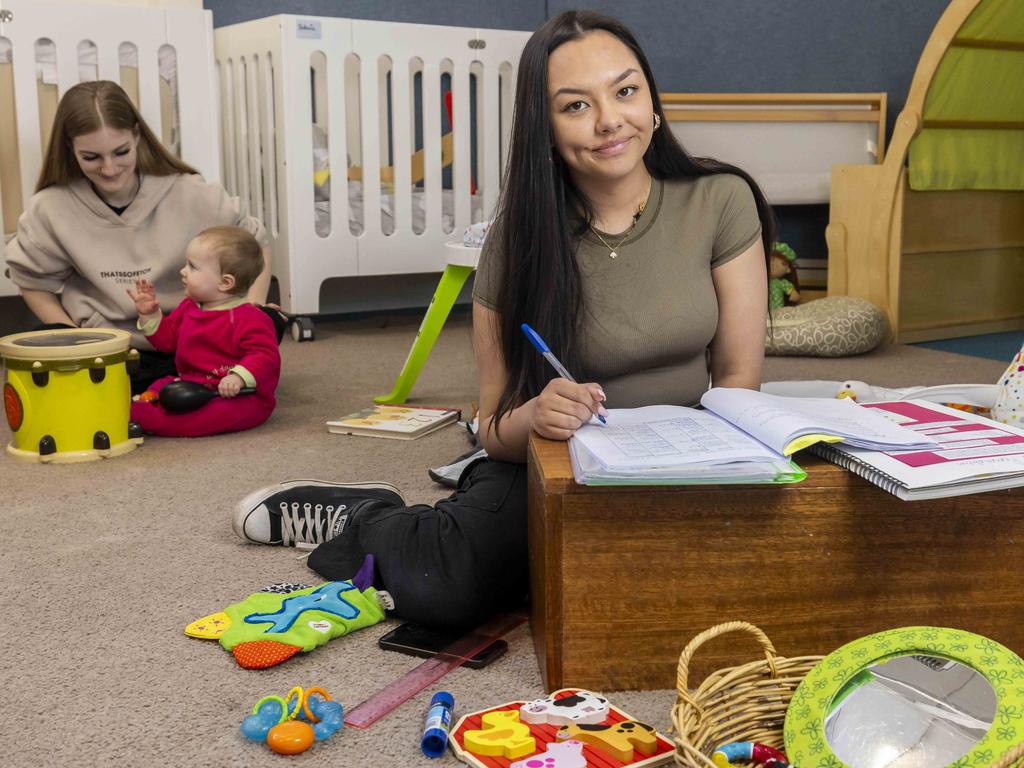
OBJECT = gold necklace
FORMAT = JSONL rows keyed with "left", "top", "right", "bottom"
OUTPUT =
{"left": 588, "top": 192, "right": 648, "bottom": 260}
{"left": 589, "top": 225, "right": 632, "bottom": 260}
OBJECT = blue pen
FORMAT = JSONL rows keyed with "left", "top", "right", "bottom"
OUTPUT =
{"left": 521, "top": 323, "right": 606, "bottom": 424}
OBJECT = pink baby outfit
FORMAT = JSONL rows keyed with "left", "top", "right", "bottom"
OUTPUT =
{"left": 130, "top": 299, "right": 281, "bottom": 437}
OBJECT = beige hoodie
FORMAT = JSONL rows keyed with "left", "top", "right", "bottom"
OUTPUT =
{"left": 4, "top": 174, "right": 267, "bottom": 350}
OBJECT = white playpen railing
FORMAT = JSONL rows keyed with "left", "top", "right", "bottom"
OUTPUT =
{"left": 0, "top": 0, "right": 219, "bottom": 297}
{"left": 214, "top": 15, "right": 529, "bottom": 316}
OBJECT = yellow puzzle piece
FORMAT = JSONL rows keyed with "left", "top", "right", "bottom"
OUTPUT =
{"left": 463, "top": 710, "right": 536, "bottom": 759}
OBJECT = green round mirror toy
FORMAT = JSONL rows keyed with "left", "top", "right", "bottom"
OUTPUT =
{"left": 785, "top": 627, "right": 1024, "bottom": 767}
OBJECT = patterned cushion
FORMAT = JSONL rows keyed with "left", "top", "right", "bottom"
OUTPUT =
{"left": 766, "top": 296, "right": 888, "bottom": 357}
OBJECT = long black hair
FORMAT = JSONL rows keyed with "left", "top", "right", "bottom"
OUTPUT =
{"left": 490, "top": 9, "right": 775, "bottom": 428}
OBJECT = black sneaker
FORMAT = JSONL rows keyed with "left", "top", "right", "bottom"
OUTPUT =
{"left": 233, "top": 480, "right": 406, "bottom": 547}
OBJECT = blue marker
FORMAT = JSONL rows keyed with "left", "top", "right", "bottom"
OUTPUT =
{"left": 521, "top": 323, "right": 606, "bottom": 424}
{"left": 421, "top": 691, "right": 455, "bottom": 758}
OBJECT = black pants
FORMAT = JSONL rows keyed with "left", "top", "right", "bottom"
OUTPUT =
{"left": 32, "top": 307, "right": 288, "bottom": 395}
{"left": 307, "top": 458, "right": 528, "bottom": 629}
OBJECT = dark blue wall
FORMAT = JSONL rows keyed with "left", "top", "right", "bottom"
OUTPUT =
{"left": 205, "top": 1, "right": 546, "bottom": 34}
{"left": 207, "top": 0, "right": 951, "bottom": 139}
{"left": 204, "top": 0, "right": 954, "bottom": 260}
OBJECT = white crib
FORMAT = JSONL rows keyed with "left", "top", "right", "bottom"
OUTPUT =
{"left": 213, "top": 15, "right": 530, "bottom": 322}
{"left": 0, "top": 0, "right": 220, "bottom": 297}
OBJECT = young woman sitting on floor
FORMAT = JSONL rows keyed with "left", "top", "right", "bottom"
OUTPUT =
{"left": 232, "top": 9, "right": 774, "bottom": 629}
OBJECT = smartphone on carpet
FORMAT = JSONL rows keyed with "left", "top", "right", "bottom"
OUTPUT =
{"left": 377, "top": 622, "right": 508, "bottom": 669}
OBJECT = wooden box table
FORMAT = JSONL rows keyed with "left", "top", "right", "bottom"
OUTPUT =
{"left": 527, "top": 435, "right": 1024, "bottom": 692}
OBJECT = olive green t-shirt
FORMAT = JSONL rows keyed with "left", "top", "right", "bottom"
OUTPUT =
{"left": 472, "top": 173, "right": 761, "bottom": 407}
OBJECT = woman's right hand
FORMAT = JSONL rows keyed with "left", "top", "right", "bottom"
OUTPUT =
{"left": 126, "top": 278, "right": 159, "bottom": 316}
{"left": 530, "top": 378, "right": 608, "bottom": 441}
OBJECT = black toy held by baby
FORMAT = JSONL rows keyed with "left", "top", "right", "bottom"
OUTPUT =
{"left": 158, "top": 379, "right": 256, "bottom": 413}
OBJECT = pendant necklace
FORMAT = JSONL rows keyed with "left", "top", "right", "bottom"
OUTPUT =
{"left": 589, "top": 189, "right": 649, "bottom": 259}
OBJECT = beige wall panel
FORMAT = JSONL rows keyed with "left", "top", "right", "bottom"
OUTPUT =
{"left": 159, "top": 76, "right": 174, "bottom": 151}
{"left": 0, "top": 62, "right": 24, "bottom": 233}
{"left": 37, "top": 80, "right": 59, "bottom": 164}
{"left": 120, "top": 65, "right": 140, "bottom": 108}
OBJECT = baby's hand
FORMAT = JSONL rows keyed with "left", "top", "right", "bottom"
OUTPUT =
{"left": 218, "top": 372, "right": 244, "bottom": 398}
{"left": 127, "top": 278, "right": 159, "bottom": 316}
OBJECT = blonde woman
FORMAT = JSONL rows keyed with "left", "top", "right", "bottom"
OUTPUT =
{"left": 6, "top": 80, "right": 284, "bottom": 392}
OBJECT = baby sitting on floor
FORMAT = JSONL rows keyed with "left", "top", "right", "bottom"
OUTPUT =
{"left": 128, "top": 225, "right": 281, "bottom": 437}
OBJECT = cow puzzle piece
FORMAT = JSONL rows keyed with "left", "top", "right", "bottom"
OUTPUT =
{"left": 520, "top": 690, "right": 609, "bottom": 725}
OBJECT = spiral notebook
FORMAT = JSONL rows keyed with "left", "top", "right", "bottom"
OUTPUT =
{"left": 811, "top": 400, "right": 1024, "bottom": 500}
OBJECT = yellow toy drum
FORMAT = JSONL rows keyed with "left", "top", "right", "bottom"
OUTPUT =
{"left": 1, "top": 328, "right": 143, "bottom": 462}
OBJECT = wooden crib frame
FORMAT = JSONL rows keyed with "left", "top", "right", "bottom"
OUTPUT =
{"left": 661, "top": 92, "right": 887, "bottom": 205}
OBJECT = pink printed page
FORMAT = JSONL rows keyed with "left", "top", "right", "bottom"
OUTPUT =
{"left": 862, "top": 402, "right": 1024, "bottom": 468}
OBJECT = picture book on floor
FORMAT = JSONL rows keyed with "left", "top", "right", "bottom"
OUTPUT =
{"left": 811, "top": 400, "right": 1024, "bottom": 500}
{"left": 569, "top": 387, "right": 938, "bottom": 486}
{"left": 326, "top": 405, "right": 460, "bottom": 440}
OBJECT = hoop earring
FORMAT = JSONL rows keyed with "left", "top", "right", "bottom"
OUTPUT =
{"left": 653, "top": 113, "right": 662, "bottom": 131}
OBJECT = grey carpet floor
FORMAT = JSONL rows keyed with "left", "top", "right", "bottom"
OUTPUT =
{"left": 0, "top": 311, "right": 1008, "bottom": 766}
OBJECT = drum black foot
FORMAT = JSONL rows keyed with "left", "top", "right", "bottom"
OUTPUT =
{"left": 93, "top": 431, "right": 111, "bottom": 450}
{"left": 39, "top": 435, "right": 57, "bottom": 455}
{"left": 128, "top": 421, "right": 144, "bottom": 439}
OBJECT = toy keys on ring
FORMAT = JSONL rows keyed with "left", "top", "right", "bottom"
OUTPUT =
{"left": 240, "top": 686, "right": 343, "bottom": 755}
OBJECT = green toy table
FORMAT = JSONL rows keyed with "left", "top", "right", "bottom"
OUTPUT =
{"left": 376, "top": 241, "right": 480, "bottom": 405}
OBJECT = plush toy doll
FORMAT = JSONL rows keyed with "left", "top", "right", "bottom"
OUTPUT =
{"left": 769, "top": 242, "right": 801, "bottom": 310}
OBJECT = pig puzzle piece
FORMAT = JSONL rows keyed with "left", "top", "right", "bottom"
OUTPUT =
{"left": 510, "top": 739, "right": 586, "bottom": 768}
{"left": 184, "top": 555, "right": 385, "bottom": 669}
{"left": 556, "top": 720, "right": 658, "bottom": 762}
{"left": 520, "top": 690, "right": 609, "bottom": 725}
{"left": 463, "top": 710, "right": 536, "bottom": 760}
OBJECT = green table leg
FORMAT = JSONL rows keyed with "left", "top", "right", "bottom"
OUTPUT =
{"left": 375, "top": 263, "right": 475, "bottom": 405}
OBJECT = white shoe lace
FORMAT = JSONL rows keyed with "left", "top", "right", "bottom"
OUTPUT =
{"left": 279, "top": 501, "right": 348, "bottom": 550}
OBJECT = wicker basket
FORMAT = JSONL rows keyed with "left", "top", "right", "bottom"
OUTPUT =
{"left": 995, "top": 743, "right": 1024, "bottom": 768}
{"left": 671, "top": 621, "right": 821, "bottom": 767}
{"left": 670, "top": 620, "right": 1024, "bottom": 768}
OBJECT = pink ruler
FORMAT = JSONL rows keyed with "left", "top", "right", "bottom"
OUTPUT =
{"left": 344, "top": 612, "right": 527, "bottom": 729}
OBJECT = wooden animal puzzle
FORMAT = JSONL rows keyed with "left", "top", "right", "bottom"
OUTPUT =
{"left": 449, "top": 689, "right": 673, "bottom": 768}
